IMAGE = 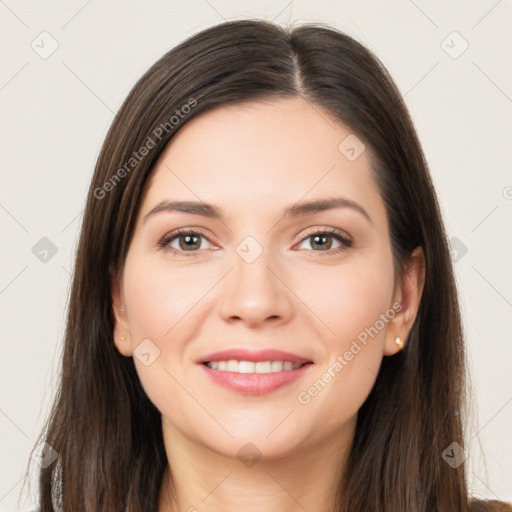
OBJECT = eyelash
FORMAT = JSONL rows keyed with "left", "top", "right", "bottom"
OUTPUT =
{"left": 296, "top": 228, "right": 353, "bottom": 256}
{"left": 158, "top": 227, "right": 353, "bottom": 257}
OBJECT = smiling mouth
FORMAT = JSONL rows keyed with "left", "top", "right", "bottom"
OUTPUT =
{"left": 200, "top": 359, "right": 314, "bottom": 395}
{"left": 203, "top": 360, "right": 311, "bottom": 373}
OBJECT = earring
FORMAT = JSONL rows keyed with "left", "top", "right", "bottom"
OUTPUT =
{"left": 394, "top": 336, "right": 403, "bottom": 349}
{"left": 119, "top": 337, "right": 125, "bottom": 341}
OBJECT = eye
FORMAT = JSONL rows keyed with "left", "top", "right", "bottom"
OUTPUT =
{"left": 158, "top": 228, "right": 215, "bottom": 257}
{"left": 158, "top": 227, "right": 353, "bottom": 257}
{"left": 296, "top": 228, "right": 353, "bottom": 256}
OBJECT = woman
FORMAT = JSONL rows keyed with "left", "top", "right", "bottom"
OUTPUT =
{"left": 31, "top": 18, "right": 511, "bottom": 512}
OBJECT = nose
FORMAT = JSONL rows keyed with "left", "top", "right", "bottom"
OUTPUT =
{"left": 218, "top": 243, "right": 295, "bottom": 328}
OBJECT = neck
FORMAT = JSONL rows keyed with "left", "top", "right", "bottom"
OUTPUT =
{"left": 158, "top": 417, "right": 354, "bottom": 512}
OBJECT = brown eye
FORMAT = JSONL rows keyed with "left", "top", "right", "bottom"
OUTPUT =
{"left": 158, "top": 228, "right": 214, "bottom": 256}
{"left": 175, "top": 233, "right": 202, "bottom": 251}
{"left": 297, "top": 228, "right": 353, "bottom": 256}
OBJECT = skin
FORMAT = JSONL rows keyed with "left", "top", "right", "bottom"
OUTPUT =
{"left": 111, "top": 96, "right": 425, "bottom": 512}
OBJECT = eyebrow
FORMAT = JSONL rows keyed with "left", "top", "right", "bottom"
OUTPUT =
{"left": 143, "top": 197, "right": 373, "bottom": 225}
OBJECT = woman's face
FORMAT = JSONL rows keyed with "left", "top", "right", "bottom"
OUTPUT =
{"left": 112, "top": 96, "right": 423, "bottom": 460}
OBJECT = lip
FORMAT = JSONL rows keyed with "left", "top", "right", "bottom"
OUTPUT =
{"left": 199, "top": 361, "right": 314, "bottom": 395}
{"left": 196, "top": 348, "right": 312, "bottom": 366}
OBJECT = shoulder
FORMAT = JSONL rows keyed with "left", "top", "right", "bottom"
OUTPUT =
{"left": 469, "top": 499, "right": 512, "bottom": 511}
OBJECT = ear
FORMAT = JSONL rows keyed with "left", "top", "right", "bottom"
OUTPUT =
{"left": 384, "top": 246, "right": 425, "bottom": 356}
{"left": 110, "top": 265, "right": 133, "bottom": 357}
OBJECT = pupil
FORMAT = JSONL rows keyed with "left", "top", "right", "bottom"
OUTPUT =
{"left": 181, "top": 235, "right": 199, "bottom": 250}
{"left": 313, "top": 235, "right": 331, "bottom": 250}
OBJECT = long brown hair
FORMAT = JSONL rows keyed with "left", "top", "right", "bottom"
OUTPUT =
{"left": 27, "top": 18, "right": 508, "bottom": 511}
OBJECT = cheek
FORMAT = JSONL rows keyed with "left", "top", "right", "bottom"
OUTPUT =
{"left": 298, "top": 249, "right": 395, "bottom": 348}
{"left": 333, "top": 267, "right": 393, "bottom": 341}
{"left": 122, "top": 256, "right": 205, "bottom": 418}
{"left": 293, "top": 251, "right": 395, "bottom": 424}
{"left": 123, "top": 255, "right": 208, "bottom": 341}
{"left": 122, "top": 255, "right": 215, "bottom": 403}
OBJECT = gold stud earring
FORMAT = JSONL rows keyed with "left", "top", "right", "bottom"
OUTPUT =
{"left": 394, "top": 336, "right": 403, "bottom": 349}
{"left": 119, "top": 337, "right": 125, "bottom": 341}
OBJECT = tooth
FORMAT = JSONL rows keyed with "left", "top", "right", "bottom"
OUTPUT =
{"left": 226, "top": 359, "right": 239, "bottom": 371}
{"left": 205, "top": 360, "right": 303, "bottom": 372}
{"left": 238, "top": 361, "right": 255, "bottom": 373}
{"left": 255, "top": 361, "right": 272, "bottom": 374}
{"left": 271, "top": 361, "right": 284, "bottom": 372}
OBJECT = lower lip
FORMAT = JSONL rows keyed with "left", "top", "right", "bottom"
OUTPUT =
{"left": 199, "top": 363, "right": 314, "bottom": 395}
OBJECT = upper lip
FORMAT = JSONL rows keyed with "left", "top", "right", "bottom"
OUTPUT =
{"left": 197, "top": 348, "right": 313, "bottom": 365}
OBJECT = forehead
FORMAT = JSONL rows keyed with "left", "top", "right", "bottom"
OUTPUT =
{"left": 139, "top": 97, "right": 384, "bottom": 224}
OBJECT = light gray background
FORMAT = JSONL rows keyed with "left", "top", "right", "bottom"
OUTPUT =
{"left": 0, "top": 1, "right": 511, "bottom": 509}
